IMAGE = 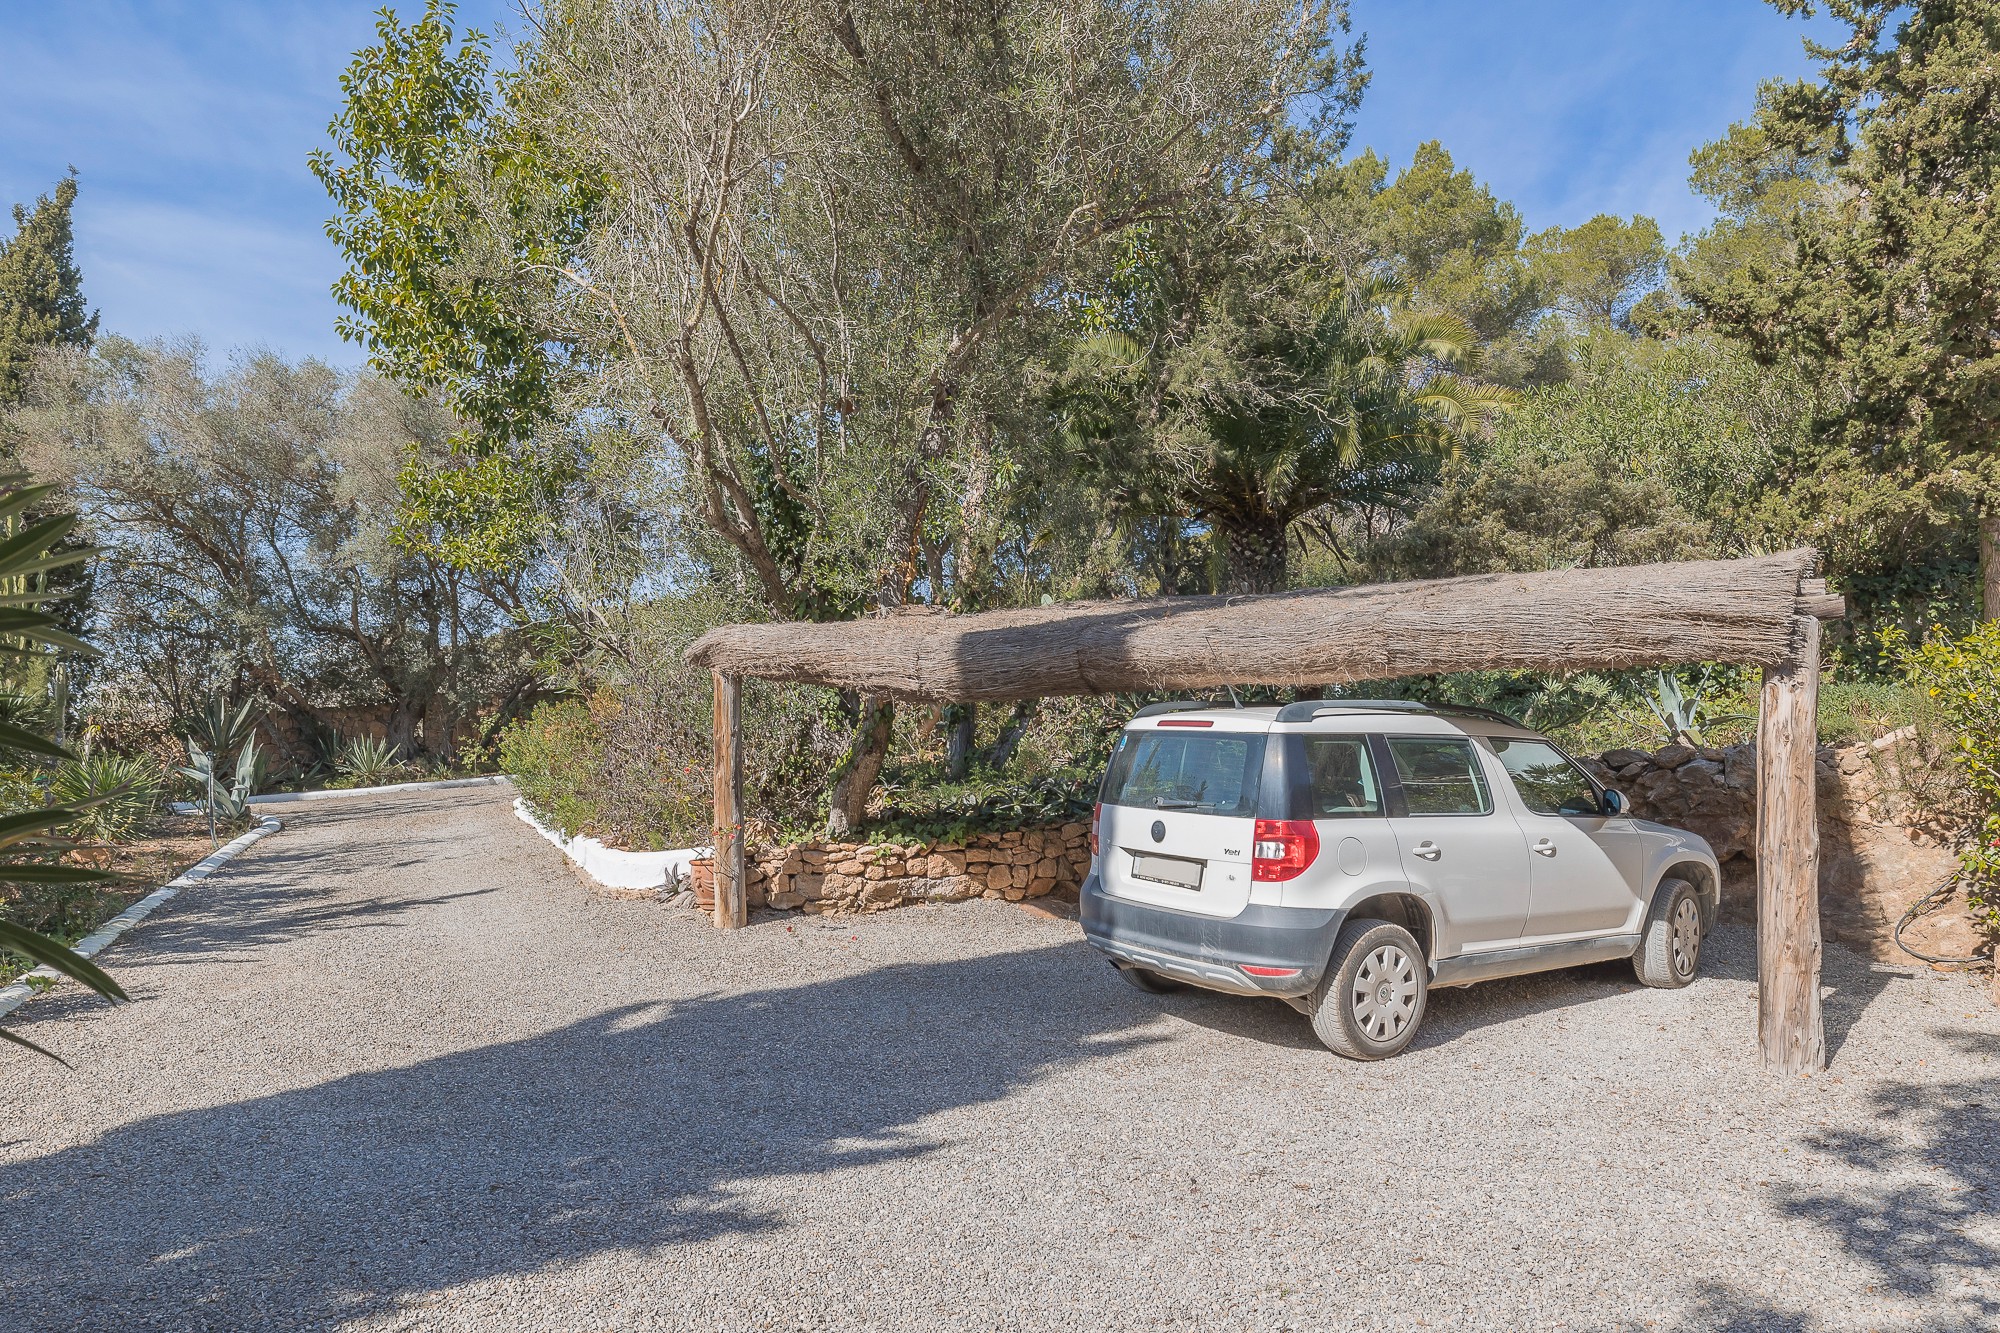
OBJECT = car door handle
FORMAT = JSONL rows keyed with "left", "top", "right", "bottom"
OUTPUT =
{"left": 1533, "top": 839, "right": 1557, "bottom": 856}
{"left": 1411, "top": 841, "right": 1441, "bottom": 861}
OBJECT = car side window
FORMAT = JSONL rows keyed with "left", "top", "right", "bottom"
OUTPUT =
{"left": 1491, "top": 738, "right": 1602, "bottom": 816}
{"left": 1385, "top": 737, "right": 1491, "bottom": 816}
{"left": 1301, "top": 737, "right": 1383, "bottom": 818}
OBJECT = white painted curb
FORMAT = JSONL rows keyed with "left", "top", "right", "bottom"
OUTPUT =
{"left": 0, "top": 816, "right": 283, "bottom": 1019}
{"left": 511, "top": 797, "right": 707, "bottom": 893}
{"left": 169, "top": 775, "right": 508, "bottom": 816}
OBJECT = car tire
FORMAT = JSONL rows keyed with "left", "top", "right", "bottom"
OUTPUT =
{"left": 1309, "top": 919, "right": 1428, "bottom": 1060}
{"left": 1632, "top": 877, "right": 1704, "bottom": 989}
{"left": 1117, "top": 964, "right": 1185, "bottom": 994}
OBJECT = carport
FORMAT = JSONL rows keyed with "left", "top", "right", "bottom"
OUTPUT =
{"left": 688, "top": 550, "right": 1847, "bottom": 1074}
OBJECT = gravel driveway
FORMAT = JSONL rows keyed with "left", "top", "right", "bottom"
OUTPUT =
{"left": 0, "top": 786, "right": 1994, "bottom": 1332}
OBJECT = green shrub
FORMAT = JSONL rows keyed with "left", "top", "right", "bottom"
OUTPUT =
{"left": 49, "top": 754, "right": 164, "bottom": 844}
{"left": 1887, "top": 623, "right": 2000, "bottom": 936}
{"left": 869, "top": 768, "right": 1098, "bottom": 844}
{"left": 499, "top": 698, "right": 605, "bottom": 839}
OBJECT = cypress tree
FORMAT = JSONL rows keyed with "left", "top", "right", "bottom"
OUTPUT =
{"left": 0, "top": 173, "right": 98, "bottom": 405}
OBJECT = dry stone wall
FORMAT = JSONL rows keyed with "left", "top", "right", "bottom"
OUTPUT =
{"left": 1579, "top": 734, "right": 1984, "bottom": 963}
{"left": 696, "top": 823, "right": 1093, "bottom": 915}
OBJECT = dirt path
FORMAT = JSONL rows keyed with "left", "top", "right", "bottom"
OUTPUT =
{"left": 0, "top": 786, "right": 1994, "bottom": 1331}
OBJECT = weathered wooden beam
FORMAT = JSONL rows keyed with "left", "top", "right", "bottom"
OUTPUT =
{"left": 1757, "top": 614, "right": 1825, "bottom": 1074}
{"left": 711, "top": 669, "right": 746, "bottom": 930}
{"left": 687, "top": 550, "right": 1820, "bottom": 702}
{"left": 1795, "top": 577, "right": 1846, "bottom": 620}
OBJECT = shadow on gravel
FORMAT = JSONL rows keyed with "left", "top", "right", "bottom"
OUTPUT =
{"left": 125, "top": 882, "right": 500, "bottom": 967}
{"left": 1626, "top": 1029, "right": 2000, "bottom": 1333}
{"left": 0, "top": 940, "right": 1157, "bottom": 1331}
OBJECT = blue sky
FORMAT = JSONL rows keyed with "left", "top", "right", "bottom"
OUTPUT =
{"left": 0, "top": 1, "right": 1839, "bottom": 367}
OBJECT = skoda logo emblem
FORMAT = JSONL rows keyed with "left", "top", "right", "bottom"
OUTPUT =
{"left": 1150, "top": 820, "right": 1166, "bottom": 843}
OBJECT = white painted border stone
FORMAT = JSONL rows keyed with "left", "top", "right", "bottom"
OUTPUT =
{"left": 0, "top": 816, "right": 284, "bottom": 1020}
{"left": 169, "top": 776, "right": 508, "bottom": 817}
{"left": 512, "top": 796, "right": 707, "bottom": 893}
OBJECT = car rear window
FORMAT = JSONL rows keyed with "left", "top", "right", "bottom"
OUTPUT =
{"left": 1101, "top": 730, "right": 1265, "bottom": 817}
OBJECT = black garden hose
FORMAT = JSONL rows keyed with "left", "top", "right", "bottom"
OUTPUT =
{"left": 1893, "top": 875, "right": 1997, "bottom": 967}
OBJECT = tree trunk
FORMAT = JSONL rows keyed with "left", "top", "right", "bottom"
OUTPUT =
{"left": 981, "top": 701, "right": 1036, "bottom": 771}
{"left": 944, "top": 702, "right": 976, "bottom": 781}
{"left": 1981, "top": 509, "right": 2000, "bottom": 622}
{"left": 1216, "top": 515, "right": 1289, "bottom": 594}
{"left": 827, "top": 693, "right": 895, "bottom": 838}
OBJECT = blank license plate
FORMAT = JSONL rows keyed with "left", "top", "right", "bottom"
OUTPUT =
{"left": 1129, "top": 852, "right": 1204, "bottom": 890}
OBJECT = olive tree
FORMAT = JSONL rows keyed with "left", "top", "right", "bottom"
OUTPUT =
{"left": 319, "top": 0, "right": 1363, "bottom": 832}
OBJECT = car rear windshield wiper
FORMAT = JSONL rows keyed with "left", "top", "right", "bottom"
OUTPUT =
{"left": 1151, "top": 799, "right": 1205, "bottom": 810}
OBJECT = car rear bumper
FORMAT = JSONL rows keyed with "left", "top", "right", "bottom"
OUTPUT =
{"left": 1079, "top": 873, "right": 1345, "bottom": 999}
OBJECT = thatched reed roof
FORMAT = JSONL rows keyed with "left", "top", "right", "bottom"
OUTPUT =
{"left": 686, "top": 550, "right": 1835, "bottom": 703}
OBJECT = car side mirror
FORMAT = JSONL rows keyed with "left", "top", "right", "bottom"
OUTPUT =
{"left": 1601, "top": 789, "right": 1628, "bottom": 817}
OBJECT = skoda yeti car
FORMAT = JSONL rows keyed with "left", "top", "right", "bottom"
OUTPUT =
{"left": 1080, "top": 700, "right": 1721, "bottom": 1060}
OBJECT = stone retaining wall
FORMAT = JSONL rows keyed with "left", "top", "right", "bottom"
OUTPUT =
{"left": 1579, "top": 734, "right": 1985, "bottom": 963}
{"left": 697, "top": 823, "right": 1093, "bottom": 914}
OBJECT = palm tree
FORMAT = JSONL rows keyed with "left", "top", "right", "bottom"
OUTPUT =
{"left": 1057, "top": 275, "right": 1513, "bottom": 593}
{"left": 0, "top": 475, "right": 127, "bottom": 1060}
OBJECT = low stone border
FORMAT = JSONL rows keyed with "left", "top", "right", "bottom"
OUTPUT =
{"left": 512, "top": 797, "right": 707, "bottom": 895}
{"left": 0, "top": 816, "right": 284, "bottom": 1020}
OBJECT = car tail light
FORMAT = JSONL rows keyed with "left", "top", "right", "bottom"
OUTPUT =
{"left": 1090, "top": 802, "right": 1101, "bottom": 856}
{"left": 1156, "top": 718, "right": 1213, "bottom": 727}
{"left": 1251, "top": 819, "right": 1319, "bottom": 881}
{"left": 1241, "top": 965, "right": 1302, "bottom": 978}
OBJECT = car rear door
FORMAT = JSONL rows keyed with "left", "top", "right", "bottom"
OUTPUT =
{"left": 1096, "top": 724, "right": 1263, "bottom": 919}
{"left": 1487, "top": 736, "right": 1641, "bottom": 939}
{"left": 1374, "top": 733, "right": 1533, "bottom": 956}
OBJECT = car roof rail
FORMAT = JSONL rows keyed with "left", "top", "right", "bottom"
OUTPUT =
{"left": 1272, "top": 698, "right": 1430, "bottom": 722}
{"left": 1271, "top": 698, "right": 1528, "bottom": 728}
{"left": 1433, "top": 703, "right": 1528, "bottom": 729}
{"left": 1131, "top": 700, "right": 1214, "bottom": 719}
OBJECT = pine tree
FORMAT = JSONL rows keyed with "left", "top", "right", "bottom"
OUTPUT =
{"left": 1695, "top": 3, "right": 2000, "bottom": 619}
{"left": 0, "top": 173, "right": 98, "bottom": 405}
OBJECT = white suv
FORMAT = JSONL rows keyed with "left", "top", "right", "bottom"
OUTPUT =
{"left": 1080, "top": 700, "right": 1721, "bottom": 1059}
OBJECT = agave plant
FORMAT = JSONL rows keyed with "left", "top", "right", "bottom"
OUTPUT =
{"left": 187, "top": 696, "right": 261, "bottom": 761}
{"left": 0, "top": 475, "right": 127, "bottom": 1059}
{"left": 179, "top": 733, "right": 262, "bottom": 828}
{"left": 336, "top": 735, "right": 406, "bottom": 787}
{"left": 1645, "top": 670, "right": 1750, "bottom": 747}
{"left": 50, "top": 754, "right": 164, "bottom": 845}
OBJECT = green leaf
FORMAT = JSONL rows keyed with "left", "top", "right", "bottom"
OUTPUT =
{"left": 0, "top": 863, "right": 113, "bottom": 885}
{"left": 0, "top": 718, "right": 76, "bottom": 760}
{"left": 0, "top": 920, "right": 127, "bottom": 1002}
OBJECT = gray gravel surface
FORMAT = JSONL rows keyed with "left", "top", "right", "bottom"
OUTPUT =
{"left": 0, "top": 786, "right": 1994, "bottom": 1332}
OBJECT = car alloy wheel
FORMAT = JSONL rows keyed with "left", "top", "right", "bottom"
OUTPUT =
{"left": 1671, "top": 895, "right": 1702, "bottom": 979}
{"left": 1350, "top": 943, "right": 1420, "bottom": 1041}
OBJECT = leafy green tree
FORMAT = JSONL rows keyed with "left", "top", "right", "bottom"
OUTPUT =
{"left": 1693, "top": 0, "right": 2000, "bottom": 619}
{"left": 0, "top": 175, "right": 97, "bottom": 407}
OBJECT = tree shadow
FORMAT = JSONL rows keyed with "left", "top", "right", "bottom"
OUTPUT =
{"left": 1621, "top": 1028, "right": 2000, "bottom": 1332}
{"left": 0, "top": 942, "right": 1160, "bottom": 1331}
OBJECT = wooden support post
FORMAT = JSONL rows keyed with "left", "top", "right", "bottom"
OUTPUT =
{"left": 712, "top": 669, "right": 746, "bottom": 930}
{"left": 1756, "top": 614, "right": 1825, "bottom": 1074}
